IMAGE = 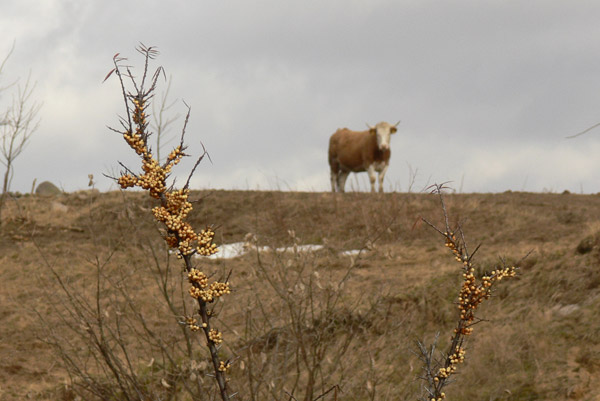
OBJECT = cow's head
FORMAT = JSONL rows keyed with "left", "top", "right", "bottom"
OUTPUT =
{"left": 367, "top": 121, "right": 401, "bottom": 151}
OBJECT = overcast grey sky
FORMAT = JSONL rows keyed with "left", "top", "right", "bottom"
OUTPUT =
{"left": 2, "top": 0, "right": 600, "bottom": 194}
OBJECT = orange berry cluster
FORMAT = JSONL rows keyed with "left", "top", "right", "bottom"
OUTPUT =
{"left": 124, "top": 97, "right": 151, "bottom": 157}
{"left": 435, "top": 230, "right": 516, "bottom": 386}
{"left": 218, "top": 360, "right": 231, "bottom": 372}
{"left": 118, "top": 94, "right": 217, "bottom": 258}
{"left": 188, "top": 278, "right": 231, "bottom": 303}
{"left": 434, "top": 347, "right": 465, "bottom": 383}
{"left": 188, "top": 268, "right": 230, "bottom": 306}
{"left": 188, "top": 268, "right": 209, "bottom": 287}
{"left": 449, "top": 346, "right": 465, "bottom": 365}
{"left": 118, "top": 174, "right": 138, "bottom": 189}
{"left": 208, "top": 328, "right": 223, "bottom": 345}
{"left": 436, "top": 365, "right": 455, "bottom": 379}
{"left": 151, "top": 194, "right": 217, "bottom": 256}
{"left": 185, "top": 316, "right": 203, "bottom": 332}
{"left": 118, "top": 97, "right": 185, "bottom": 199}
{"left": 164, "top": 188, "right": 192, "bottom": 215}
{"left": 139, "top": 157, "right": 168, "bottom": 198}
{"left": 444, "top": 232, "right": 516, "bottom": 332}
{"left": 197, "top": 228, "right": 219, "bottom": 256}
{"left": 123, "top": 130, "right": 146, "bottom": 156}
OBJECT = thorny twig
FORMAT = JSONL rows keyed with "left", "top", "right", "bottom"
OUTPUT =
{"left": 417, "top": 184, "right": 522, "bottom": 401}
{"left": 107, "top": 44, "right": 232, "bottom": 401}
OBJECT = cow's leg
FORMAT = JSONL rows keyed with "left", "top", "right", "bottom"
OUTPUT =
{"left": 367, "top": 165, "right": 377, "bottom": 193}
{"left": 337, "top": 171, "right": 349, "bottom": 193}
{"left": 378, "top": 164, "right": 389, "bottom": 193}
{"left": 330, "top": 170, "right": 338, "bottom": 192}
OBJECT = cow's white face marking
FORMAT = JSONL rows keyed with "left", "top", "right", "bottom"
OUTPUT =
{"left": 371, "top": 121, "right": 398, "bottom": 151}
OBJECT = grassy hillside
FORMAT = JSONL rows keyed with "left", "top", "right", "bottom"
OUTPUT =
{"left": 1, "top": 190, "right": 599, "bottom": 400}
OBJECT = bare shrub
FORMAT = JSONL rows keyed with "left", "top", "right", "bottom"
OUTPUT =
{"left": 0, "top": 43, "right": 41, "bottom": 225}
{"left": 230, "top": 229, "right": 407, "bottom": 401}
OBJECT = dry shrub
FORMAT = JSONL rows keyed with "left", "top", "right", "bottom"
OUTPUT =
{"left": 225, "top": 226, "right": 413, "bottom": 401}
{"left": 34, "top": 192, "right": 221, "bottom": 400}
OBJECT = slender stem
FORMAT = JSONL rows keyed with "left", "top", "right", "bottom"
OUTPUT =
{"left": 183, "top": 254, "right": 230, "bottom": 400}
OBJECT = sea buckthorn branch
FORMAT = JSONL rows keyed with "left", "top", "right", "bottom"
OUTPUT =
{"left": 106, "top": 44, "right": 231, "bottom": 401}
{"left": 417, "top": 184, "right": 519, "bottom": 401}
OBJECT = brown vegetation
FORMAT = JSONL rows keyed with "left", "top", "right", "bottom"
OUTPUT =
{"left": 1, "top": 189, "right": 600, "bottom": 400}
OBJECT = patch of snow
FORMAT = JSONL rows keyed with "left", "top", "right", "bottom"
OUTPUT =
{"left": 291, "top": 244, "right": 324, "bottom": 252}
{"left": 181, "top": 242, "right": 360, "bottom": 260}
{"left": 207, "top": 242, "right": 247, "bottom": 259}
{"left": 341, "top": 249, "right": 361, "bottom": 256}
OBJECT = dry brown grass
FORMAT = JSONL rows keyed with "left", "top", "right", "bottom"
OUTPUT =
{"left": 1, "top": 190, "right": 600, "bottom": 400}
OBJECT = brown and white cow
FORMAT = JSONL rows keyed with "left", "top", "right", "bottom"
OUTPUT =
{"left": 328, "top": 121, "right": 400, "bottom": 193}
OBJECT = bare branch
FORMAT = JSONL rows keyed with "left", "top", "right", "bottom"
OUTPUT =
{"left": 566, "top": 122, "right": 600, "bottom": 139}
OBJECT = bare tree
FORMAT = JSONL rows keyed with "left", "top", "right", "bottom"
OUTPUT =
{"left": 1, "top": 75, "right": 41, "bottom": 192}
{"left": 0, "top": 45, "right": 41, "bottom": 225}
{"left": 150, "top": 75, "right": 180, "bottom": 163}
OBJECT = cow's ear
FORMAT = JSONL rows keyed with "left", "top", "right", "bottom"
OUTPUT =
{"left": 369, "top": 128, "right": 377, "bottom": 134}
{"left": 390, "top": 127, "right": 397, "bottom": 134}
